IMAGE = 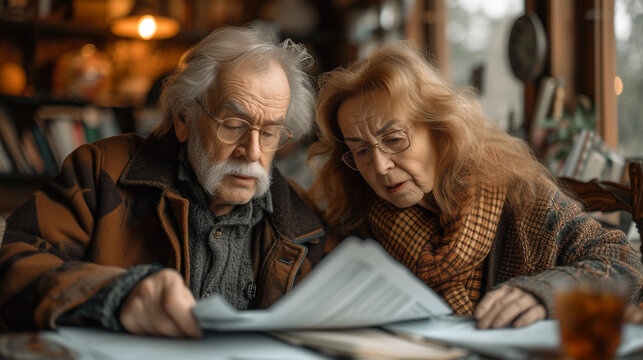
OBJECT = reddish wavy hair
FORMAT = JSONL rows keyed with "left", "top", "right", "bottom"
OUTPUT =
{"left": 308, "top": 41, "right": 556, "bottom": 236}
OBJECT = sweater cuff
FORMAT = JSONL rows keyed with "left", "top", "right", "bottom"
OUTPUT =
{"left": 56, "top": 263, "right": 165, "bottom": 331}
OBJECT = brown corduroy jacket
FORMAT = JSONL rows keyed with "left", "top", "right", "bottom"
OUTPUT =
{"left": 0, "top": 133, "right": 325, "bottom": 331}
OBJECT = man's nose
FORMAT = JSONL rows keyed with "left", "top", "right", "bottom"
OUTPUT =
{"left": 236, "top": 129, "right": 262, "bottom": 162}
{"left": 371, "top": 147, "right": 394, "bottom": 175}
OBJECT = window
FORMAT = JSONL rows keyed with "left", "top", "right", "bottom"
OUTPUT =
{"left": 615, "top": 0, "right": 643, "bottom": 158}
{"left": 446, "top": 0, "right": 524, "bottom": 133}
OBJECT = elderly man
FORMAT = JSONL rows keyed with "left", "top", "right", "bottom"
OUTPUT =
{"left": 0, "top": 27, "right": 325, "bottom": 338}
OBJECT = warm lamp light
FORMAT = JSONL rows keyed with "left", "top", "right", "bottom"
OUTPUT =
{"left": 138, "top": 15, "right": 157, "bottom": 39}
{"left": 110, "top": 0, "right": 180, "bottom": 40}
{"left": 615, "top": 75, "right": 624, "bottom": 96}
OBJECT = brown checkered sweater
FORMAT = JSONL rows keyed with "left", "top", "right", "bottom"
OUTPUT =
{"left": 368, "top": 179, "right": 643, "bottom": 318}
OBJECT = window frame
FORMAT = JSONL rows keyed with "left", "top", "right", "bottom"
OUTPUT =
{"left": 407, "top": 0, "right": 619, "bottom": 150}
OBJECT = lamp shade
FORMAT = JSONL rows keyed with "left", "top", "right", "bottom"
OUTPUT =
{"left": 110, "top": 0, "right": 180, "bottom": 40}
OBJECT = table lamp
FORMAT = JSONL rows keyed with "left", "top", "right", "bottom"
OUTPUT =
{"left": 110, "top": 0, "right": 180, "bottom": 40}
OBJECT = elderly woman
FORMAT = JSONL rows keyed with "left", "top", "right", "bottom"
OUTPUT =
{"left": 308, "top": 41, "right": 643, "bottom": 329}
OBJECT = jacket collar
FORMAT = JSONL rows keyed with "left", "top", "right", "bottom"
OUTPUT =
{"left": 267, "top": 166, "right": 325, "bottom": 243}
{"left": 120, "top": 132, "right": 324, "bottom": 243}
{"left": 120, "top": 132, "right": 181, "bottom": 190}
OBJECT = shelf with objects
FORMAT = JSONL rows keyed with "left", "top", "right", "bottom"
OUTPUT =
{"left": 0, "top": 94, "right": 141, "bottom": 217}
{"left": 0, "top": 34, "right": 176, "bottom": 214}
{"left": 0, "top": 94, "right": 134, "bottom": 176}
{"left": 514, "top": 2, "right": 640, "bottom": 247}
{"left": 0, "top": 1, "right": 211, "bottom": 217}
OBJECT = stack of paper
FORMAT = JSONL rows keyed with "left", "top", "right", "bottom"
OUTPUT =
{"left": 385, "top": 315, "right": 643, "bottom": 360}
{"left": 193, "top": 237, "right": 451, "bottom": 331}
{"left": 273, "top": 328, "right": 466, "bottom": 359}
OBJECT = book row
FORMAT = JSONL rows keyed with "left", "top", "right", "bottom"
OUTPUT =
{"left": 0, "top": 103, "right": 121, "bottom": 176}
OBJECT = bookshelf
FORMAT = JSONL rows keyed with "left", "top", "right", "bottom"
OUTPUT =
{"left": 0, "top": 95, "right": 140, "bottom": 216}
{"left": 0, "top": 12, "right": 197, "bottom": 216}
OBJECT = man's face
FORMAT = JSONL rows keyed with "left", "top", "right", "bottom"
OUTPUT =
{"left": 185, "top": 60, "right": 291, "bottom": 216}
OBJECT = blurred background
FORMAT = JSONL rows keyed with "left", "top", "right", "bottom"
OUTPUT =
{"left": 0, "top": 0, "right": 641, "bottom": 221}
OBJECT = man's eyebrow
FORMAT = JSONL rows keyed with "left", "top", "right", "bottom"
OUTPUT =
{"left": 221, "top": 100, "right": 287, "bottom": 125}
{"left": 344, "top": 120, "right": 397, "bottom": 143}
{"left": 222, "top": 101, "right": 251, "bottom": 118}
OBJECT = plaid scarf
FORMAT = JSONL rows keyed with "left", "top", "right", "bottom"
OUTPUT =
{"left": 368, "top": 184, "right": 506, "bottom": 315}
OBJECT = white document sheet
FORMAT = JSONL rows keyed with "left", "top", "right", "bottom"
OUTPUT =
{"left": 385, "top": 315, "right": 643, "bottom": 358}
{"left": 272, "top": 328, "right": 467, "bottom": 360}
{"left": 193, "top": 237, "right": 451, "bottom": 331}
{"left": 42, "top": 327, "right": 331, "bottom": 360}
{"left": 385, "top": 315, "right": 558, "bottom": 359}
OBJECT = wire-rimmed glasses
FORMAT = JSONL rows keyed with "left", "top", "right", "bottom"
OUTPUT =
{"left": 341, "top": 129, "right": 410, "bottom": 170}
{"left": 195, "top": 99, "right": 292, "bottom": 151}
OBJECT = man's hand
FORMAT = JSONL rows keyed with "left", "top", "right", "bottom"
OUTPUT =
{"left": 120, "top": 269, "right": 202, "bottom": 338}
{"left": 474, "top": 285, "right": 546, "bottom": 329}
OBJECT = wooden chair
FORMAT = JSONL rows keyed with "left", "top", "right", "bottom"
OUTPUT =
{"left": 559, "top": 161, "right": 643, "bottom": 257}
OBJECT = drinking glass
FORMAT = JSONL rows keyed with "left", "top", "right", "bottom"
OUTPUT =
{"left": 556, "top": 282, "right": 626, "bottom": 360}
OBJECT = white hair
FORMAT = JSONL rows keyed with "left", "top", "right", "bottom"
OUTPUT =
{"left": 155, "top": 26, "right": 315, "bottom": 140}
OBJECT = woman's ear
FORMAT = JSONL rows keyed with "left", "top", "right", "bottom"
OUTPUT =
{"left": 174, "top": 115, "right": 189, "bottom": 142}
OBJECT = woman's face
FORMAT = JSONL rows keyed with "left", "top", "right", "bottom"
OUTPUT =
{"left": 337, "top": 89, "right": 439, "bottom": 209}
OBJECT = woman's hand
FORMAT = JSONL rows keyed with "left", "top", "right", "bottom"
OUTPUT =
{"left": 474, "top": 285, "right": 546, "bottom": 329}
{"left": 625, "top": 303, "right": 643, "bottom": 323}
{"left": 120, "top": 269, "right": 202, "bottom": 338}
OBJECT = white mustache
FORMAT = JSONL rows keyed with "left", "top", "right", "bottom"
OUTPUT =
{"left": 196, "top": 156, "right": 271, "bottom": 198}
{"left": 220, "top": 161, "right": 267, "bottom": 179}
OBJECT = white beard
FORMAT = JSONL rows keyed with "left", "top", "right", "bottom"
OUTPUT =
{"left": 187, "top": 121, "right": 271, "bottom": 199}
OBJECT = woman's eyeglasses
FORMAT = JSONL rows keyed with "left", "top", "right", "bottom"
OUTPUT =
{"left": 341, "top": 129, "right": 410, "bottom": 170}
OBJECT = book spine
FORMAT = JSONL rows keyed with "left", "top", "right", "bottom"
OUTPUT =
{"left": 37, "top": 118, "right": 63, "bottom": 167}
{"left": 571, "top": 131, "right": 594, "bottom": 178}
{"left": 559, "top": 129, "right": 589, "bottom": 178}
{"left": 0, "top": 138, "right": 15, "bottom": 173}
{"left": 31, "top": 125, "right": 58, "bottom": 174}
{"left": 21, "top": 129, "right": 46, "bottom": 174}
{"left": 50, "top": 117, "right": 76, "bottom": 162}
{"left": 529, "top": 76, "right": 557, "bottom": 151}
{"left": 0, "top": 105, "right": 33, "bottom": 174}
{"left": 71, "top": 120, "right": 87, "bottom": 148}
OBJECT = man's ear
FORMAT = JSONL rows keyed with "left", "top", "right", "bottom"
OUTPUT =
{"left": 174, "top": 115, "right": 188, "bottom": 142}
